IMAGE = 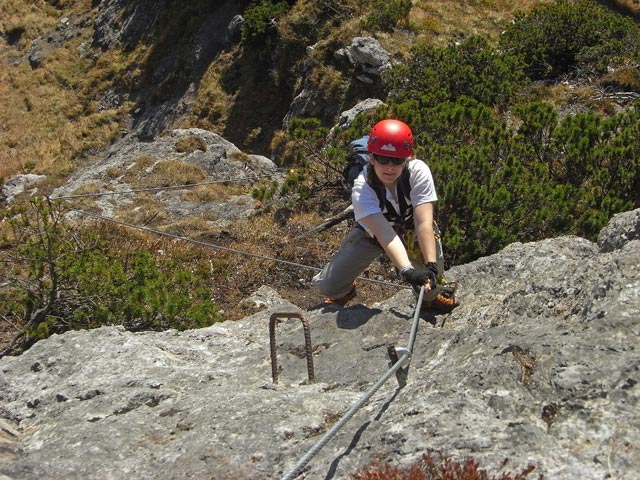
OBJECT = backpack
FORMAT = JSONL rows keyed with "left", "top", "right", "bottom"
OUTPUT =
{"left": 342, "top": 135, "right": 371, "bottom": 190}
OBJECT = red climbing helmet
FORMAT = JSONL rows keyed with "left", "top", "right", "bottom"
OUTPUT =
{"left": 367, "top": 119, "right": 414, "bottom": 158}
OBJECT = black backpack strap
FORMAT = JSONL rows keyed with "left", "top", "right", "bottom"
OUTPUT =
{"left": 367, "top": 166, "right": 413, "bottom": 229}
{"left": 396, "top": 167, "right": 412, "bottom": 220}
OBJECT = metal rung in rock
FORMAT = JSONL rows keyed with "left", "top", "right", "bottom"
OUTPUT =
{"left": 269, "top": 312, "right": 315, "bottom": 384}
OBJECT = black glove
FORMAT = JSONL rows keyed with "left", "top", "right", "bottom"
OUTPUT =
{"left": 425, "top": 262, "right": 439, "bottom": 289}
{"left": 400, "top": 263, "right": 438, "bottom": 289}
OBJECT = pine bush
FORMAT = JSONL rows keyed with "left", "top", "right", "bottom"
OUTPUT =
{"left": 499, "top": 0, "right": 640, "bottom": 81}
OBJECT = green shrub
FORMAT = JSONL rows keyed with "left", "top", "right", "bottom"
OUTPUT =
{"left": 242, "top": 0, "right": 290, "bottom": 44}
{"left": 384, "top": 36, "right": 528, "bottom": 109}
{"left": 363, "top": 0, "right": 412, "bottom": 33}
{"left": 252, "top": 179, "right": 279, "bottom": 202}
{"left": 269, "top": 117, "right": 343, "bottom": 201}
{"left": 499, "top": 0, "right": 640, "bottom": 81}
{"left": 550, "top": 107, "right": 640, "bottom": 237}
{"left": 0, "top": 198, "right": 221, "bottom": 355}
{"left": 411, "top": 96, "right": 639, "bottom": 263}
{"left": 404, "top": 97, "right": 566, "bottom": 264}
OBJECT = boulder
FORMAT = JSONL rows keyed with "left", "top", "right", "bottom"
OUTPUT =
{"left": 598, "top": 208, "right": 640, "bottom": 252}
{"left": 336, "top": 37, "right": 393, "bottom": 83}
{"left": 335, "top": 98, "right": 385, "bottom": 130}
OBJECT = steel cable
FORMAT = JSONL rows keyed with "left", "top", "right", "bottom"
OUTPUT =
{"left": 281, "top": 287, "right": 425, "bottom": 480}
{"left": 59, "top": 204, "right": 408, "bottom": 290}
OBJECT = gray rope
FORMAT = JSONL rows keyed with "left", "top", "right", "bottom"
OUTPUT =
{"left": 60, "top": 205, "right": 408, "bottom": 290}
{"left": 407, "top": 286, "right": 425, "bottom": 355}
{"left": 281, "top": 286, "right": 425, "bottom": 480}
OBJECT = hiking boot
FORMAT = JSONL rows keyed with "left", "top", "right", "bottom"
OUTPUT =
{"left": 422, "top": 291, "right": 458, "bottom": 313}
{"left": 324, "top": 282, "right": 357, "bottom": 307}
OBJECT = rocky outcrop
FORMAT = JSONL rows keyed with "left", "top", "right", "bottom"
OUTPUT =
{"left": 27, "top": 15, "right": 90, "bottom": 69}
{"left": 335, "top": 37, "right": 393, "bottom": 84}
{"left": 1, "top": 174, "right": 47, "bottom": 205}
{"left": 333, "top": 98, "right": 386, "bottom": 131}
{"left": 1, "top": 209, "right": 638, "bottom": 480}
{"left": 598, "top": 208, "right": 640, "bottom": 252}
{"left": 51, "top": 128, "right": 280, "bottom": 226}
{"left": 283, "top": 37, "right": 390, "bottom": 128}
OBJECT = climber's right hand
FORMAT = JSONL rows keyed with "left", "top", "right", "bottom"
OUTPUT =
{"left": 399, "top": 266, "right": 436, "bottom": 290}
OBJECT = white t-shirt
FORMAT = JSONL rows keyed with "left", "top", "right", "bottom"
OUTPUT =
{"left": 351, "top": 159, "right": 437, "bottom": 231}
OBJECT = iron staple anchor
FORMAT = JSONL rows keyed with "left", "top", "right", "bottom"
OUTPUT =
{"left": 269, "top": 312, "right": 315, "bottom": 384}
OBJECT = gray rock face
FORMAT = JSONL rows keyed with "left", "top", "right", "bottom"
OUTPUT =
{"left": 93, "top": 0, "right": 166, "bottom": 51}
{"left": 346, "top": 37, "right": 391, "bottom": 71}
{"left": 1, "top": 210, "right": 639, "bottom": 480}
{"left": 336, "top": 37, "right": 393, "bottom": 83}
{"left": 26, "top": 15, "right": 88, "bottom": 69}
{"left": 598, "top": 208, "right": 640, "bottom": 252}
{"left": 92, "top": 0, "right": 249, "bottom": 139}
{"left": 283, "top": 88, "right": 325, "bottom": 128}
{"left": 227, "top": 14, "right": 244, "bottom": 43}
{"left": 335, "top": 99, "right": 385, "bottom": 130}
{"left": 284, "top": 36, "right": 390, "bottom": 128}
{"left": 1, "top": 174, "right": 47, "bottom": 205}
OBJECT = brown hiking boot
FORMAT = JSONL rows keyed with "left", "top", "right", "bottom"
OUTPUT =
{"left": 422, "top": 291, "right": 458, "bottom": 313}
{"left": 324, "top": 282, "right": 357, "bottom": 306}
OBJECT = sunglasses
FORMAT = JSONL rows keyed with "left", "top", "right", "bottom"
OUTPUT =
{"left": 372, "top": 154, "right": 407, "bottom": 166}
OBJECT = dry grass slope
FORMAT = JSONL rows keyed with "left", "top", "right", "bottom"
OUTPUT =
{"left": 1, "top": 0, "right": 558, "bottom": 184}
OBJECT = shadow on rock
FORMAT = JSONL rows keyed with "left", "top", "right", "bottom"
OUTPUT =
{"left": 335, "top": 305, "right": 381, "bottom": 330}
{"left": 323, "top": 388, "right": 402, "bottom": 479}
